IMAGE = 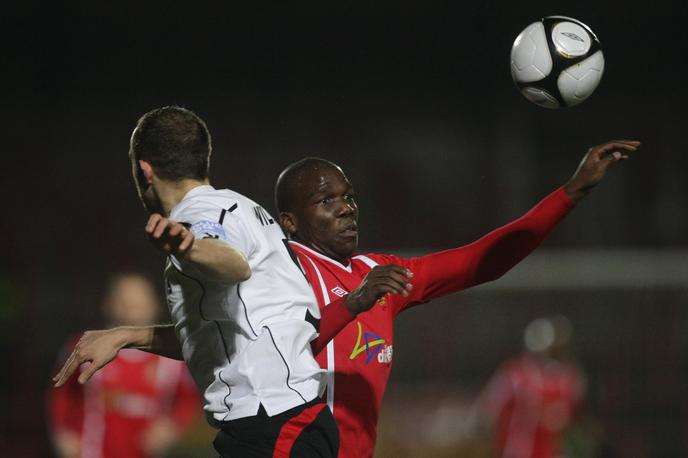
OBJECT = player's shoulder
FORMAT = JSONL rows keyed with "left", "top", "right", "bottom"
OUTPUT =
{"left": 353, "top": 252, "right": 409, "bottom": 267}
{"left": 171, "top": 186, "right": 256, "bottom": 222}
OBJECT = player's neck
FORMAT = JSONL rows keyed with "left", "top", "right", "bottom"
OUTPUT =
{"left": 155, "top": 178, "right": 210, "bottom": 215}
{"left": 291, "top": 237, "right": 352, "bottom": 265}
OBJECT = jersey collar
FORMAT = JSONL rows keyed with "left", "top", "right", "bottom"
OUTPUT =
{"left": 289, "top": 240, "right": 353, "bottom": 273}
{"left": 170, "top": 184, "right": 216, "bottom": 218}
{"left": 180, "top": 184, "right": 215, "bottom": 202}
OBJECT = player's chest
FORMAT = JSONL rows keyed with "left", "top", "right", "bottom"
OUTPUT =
{"left": 331, "top": 306, "right": 395, "bottom": 369}
{"left": 308, "top": 257, "right": 396, "bottom": 368}
{"left": 517, "top": 371, "right": 572, "bottom": 403}
{"left": 98, "top": 354, "right": 162, "bottom": 395}
{"left": 94, "top": 357, "right": 166, "bottom": 417}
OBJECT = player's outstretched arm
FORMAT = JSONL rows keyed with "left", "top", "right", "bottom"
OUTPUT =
{"left": 395, "top": 140, "right": 640, "bottom": 310}
{"left": 53, "top": 325, "right": 182, "bottom": 387}
{"left": 145, "top": 214, "right": 251, "bottom": 283}
{"left": 563, "top": 140, "right": 640, "bottom": 202}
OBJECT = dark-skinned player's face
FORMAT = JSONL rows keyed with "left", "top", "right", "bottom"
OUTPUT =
{"left": 286, "top": 166, "right": 359, "bottom": 262}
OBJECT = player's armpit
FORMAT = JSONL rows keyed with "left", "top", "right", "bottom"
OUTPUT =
{"left": 181, "top": 238, "right": 251, "bottom": 283}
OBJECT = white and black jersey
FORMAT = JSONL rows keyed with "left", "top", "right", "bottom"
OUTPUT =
{"left": 165, "top": 185, "right": 325, "bottom": 423}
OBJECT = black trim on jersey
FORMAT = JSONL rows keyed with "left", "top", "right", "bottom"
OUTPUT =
{"left": 169, "top": 262, "right": 209, "bottom": 321}
{"left": 218, "top": 203, "right": 238, "bottom": 225}
{"left": 238, "top": 284, "right": 259, "bottom": 338}
{"left": 218, "top": 370, "right": 233, "bottom": 420}
{"left": 305, "top": 309, "right": 320, "bottom": 334}
{"left": 283, "top": 239, "right": 300, "bottom": 268}
{"left": 283, "top": 239, "right": 309, "bottom": 280}
{"left": 264, "top": 325, "right": 308, "bottom": 404}
{"left": 167, "top": 262, "right": 233, "bottom": 413}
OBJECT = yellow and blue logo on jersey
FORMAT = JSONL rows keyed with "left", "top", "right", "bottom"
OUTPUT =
{"left": 349, "top": 322, "right": 392, "bottom": 365}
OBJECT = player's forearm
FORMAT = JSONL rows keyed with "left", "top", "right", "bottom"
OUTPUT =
{"left": 183, "top": 238, "right": 251, "bottom": 283}
{"left": 120, "top": 324, "right": 184, "bottom": 360}
{"left": 310, "top": 297, "right": 355, "bottom": 356}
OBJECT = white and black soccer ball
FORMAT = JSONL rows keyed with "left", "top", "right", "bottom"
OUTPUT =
{"left": 510, "top": 16, "right": 604, "bottom": 109}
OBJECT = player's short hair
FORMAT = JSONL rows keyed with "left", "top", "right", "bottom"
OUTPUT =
{"left": 130, "top": 106, "right": 212, "bottom": 181}
{"left": 275, "top": 157, "right": 340, "bottom": 213}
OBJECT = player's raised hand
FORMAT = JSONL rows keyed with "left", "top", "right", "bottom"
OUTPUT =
{"left": 345, "top": 264, "right": 414, "bottom": 315}
{"left": 564, "top": 140, "right": 640, "bottom": 202}
{"left": 145, "top": 214, "right": 195, "bottom": 257}
{"left": 53, "top": 329, "right": 125, "bottom": 387}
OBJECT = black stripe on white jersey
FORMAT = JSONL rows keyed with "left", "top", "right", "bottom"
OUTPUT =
{"left": 218, "top": 203, "right": 239, "bottom": 225}
{"left": 237, "top": 284, "right": 258, "bottom": 338}
{"left": 168, "top": 263, "right": 233, "bottom": 413}
{"left": 264, "top": 325, "right": 308, "bottom": 404}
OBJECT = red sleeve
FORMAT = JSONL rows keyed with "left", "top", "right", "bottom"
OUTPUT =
{"left": 310, "top": 296, "right": 354, "bottom": 356}
{"left": 47, "top": 337, "right": 84, "bottom": 437}
{"left": 380, "top": 187, "right": 575, "bottom": 315}
{"left": 169, "top": 368, "right": 202, "bottom": 430}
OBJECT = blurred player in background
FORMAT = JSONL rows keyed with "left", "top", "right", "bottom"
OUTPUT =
{"left": 274, "top": 140, "right": 638, "bottom": 458}
{"left": 48, "top": 273, "right": 200, "bottom": 458}
{"left": 478, "top": 316, "right": 588, "bottom": 458}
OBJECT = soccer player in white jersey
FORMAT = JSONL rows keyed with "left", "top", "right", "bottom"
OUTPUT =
{"left": 55, "top": 106, "right": 369, "bottom": 457}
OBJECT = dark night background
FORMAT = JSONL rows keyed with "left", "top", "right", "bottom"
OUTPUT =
{"left": 2, "top": 1, "right": 688, "bottom": 457}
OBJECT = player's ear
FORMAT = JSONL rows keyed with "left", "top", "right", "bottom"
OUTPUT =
{"left": 138, "top": 160, "right": 155, "bottom": 184}
{"left": 279, "top": 212, "right": 298, "bottom": 235}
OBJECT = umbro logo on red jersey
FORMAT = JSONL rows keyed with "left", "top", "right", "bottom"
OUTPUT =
{"left": 331, "top": 286, "right": 347, "bottom": 297}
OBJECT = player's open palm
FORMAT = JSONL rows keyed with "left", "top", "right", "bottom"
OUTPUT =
{"left": 53, "top": 329, "right": 125, "bottom": 387}
{"left": 145, "top": 214, "right": 194, "bottom": 257}
{"left": 345, "top": 264, "right": 413, "bottom": 315}
{"left": 564, "top": 140, "right": 640, "bottom": 202}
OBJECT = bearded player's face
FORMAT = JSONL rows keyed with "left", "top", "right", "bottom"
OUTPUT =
{"left": 292, "top": 166, "right": 359, "bottom": 262}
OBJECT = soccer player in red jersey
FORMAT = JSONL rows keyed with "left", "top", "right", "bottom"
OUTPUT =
{"left": 274, "top": 140, "right": 639, "bottom": 458}
{"left": 479, "top": 316, "right": 586, "bottom": 458}
{"left": 48, "top": 274, "right": 200, "bottom": 458}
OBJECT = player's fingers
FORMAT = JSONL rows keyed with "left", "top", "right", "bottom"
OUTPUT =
{"left": 168, "top": 223, "right": 183, "bottom": 238}
{"left": 153, "top": 219, "right": 171, "bottom": 239}
{"left": 77, "top": 361, "right": 101, "bottom": 385}
{"left": 383, "top": 270, "right": 414, "bottom": 291}
{"left": 373, "top": 278, "right": 410, "bottom": 297}
{"left": 145, "top": 214, "right": 163, "bottom": 234}
{"left": 609, "top": 140, "right": 641, "bottom": 146}
{"left": 596, "top": 141, "right": 640, "bottom": 158}
{"left": 374, "top": 264, "right": 413, "bottom": 278}
{"left": 54, "top": 352, "right": 81, "bottom": 387}
{"left": 52, "top": 351, "right": 74, "bottom": 382}
{"left": 597, "top": 151, "right": 630, "bottom": 174}
{"left": 178, "top": 230, "right": 194, "bottom": 252}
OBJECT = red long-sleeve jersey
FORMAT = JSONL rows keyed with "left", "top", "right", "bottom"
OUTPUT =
{"left": 48, "top": 338, "right": 201, "bottom": 458}
{"left": 481, "top": 355, "right": 585, "bottom": 458}
{"left": 292, "top": 187, "right": 575, "bottom": 458}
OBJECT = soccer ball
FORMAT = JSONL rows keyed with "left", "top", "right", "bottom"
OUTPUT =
{"left": 510, "top": 16, "right": 604, "bottom": 109}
